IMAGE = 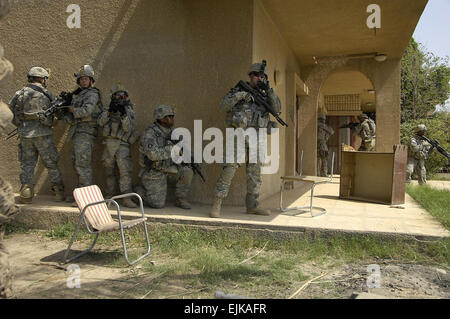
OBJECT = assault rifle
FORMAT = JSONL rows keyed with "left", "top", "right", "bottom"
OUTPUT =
{"left": 235, "top": 60, "right": 287, "bottom": 127}
{"left": 171, "top": 138, "right": 206, "bottom": 183}
{"left": 236, "top": 80, "right": 288, "bottom": 127}
{"left": 108, "top": 101, "right": 126, "bottom": 116}
{"left": 420, "top": 136, "right": 450, "bottom": 160}
{"left": 340, "top": 122, "right": 359, "bottom": 130}
{"left": 43, "top": 88, "right": 82, "bottom": 118}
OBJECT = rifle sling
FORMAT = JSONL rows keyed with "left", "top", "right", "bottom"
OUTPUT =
{"left": 26, "top": 84, "right": 55, "bottom": 103}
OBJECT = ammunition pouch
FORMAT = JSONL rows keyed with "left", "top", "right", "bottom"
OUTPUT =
{"left": 230, "top": 110, "right": 248, "bottom": 129}
{"left": 23, "top": 112, "right": 41, "bottom": 121}
{"left": 144, "top": 157, "right": 172, "bottom": 172}
{"left": 127, "top": 131, "right": 139, "bottom": 144}
{"left": 252, "top": 109, "right": 270, "bottom": 128}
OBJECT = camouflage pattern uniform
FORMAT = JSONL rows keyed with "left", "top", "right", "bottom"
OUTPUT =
{"left": 98, "top": 85, "right": 139, "bottom": 203}
{"left": 64, "top": 66, "right": 103, "bottom": 188}
{"left": 8, "top": 69, "right": 64, "bottom": 203}
{"left": 0, "top": 174, "right": 19, "bottom": 299}
{"left": 0, "top": 0, "right": 19, "bottom": 299}
{"left": 317, "top": 115, "right": 334, "bottom": 177}
{"left": 355, "top": 114, "right": 376, "bottom": 152}
{"left": 406, "top": 125, "right": 432, "bottom": 185}
{"left": 138, "top": 106, "right": 193, "bottom": 209}
{"left": 213, "top": 62, "right": 281, "bottom": 214}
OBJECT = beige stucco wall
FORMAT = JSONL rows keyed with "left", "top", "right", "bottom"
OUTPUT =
{"left": 0, "top": 0, "right": 402, "bottom": 207}
{"left": 298, "top": 57, "right": 401, "bottom": 175}
{"left": 251, "top": 0, "right": 301, "bottom": 201}
{"left": 0, "top": 0, "right": 255, "bottom": 204}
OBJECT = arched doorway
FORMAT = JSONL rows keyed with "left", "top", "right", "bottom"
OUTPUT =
{"left": 318, "top": 68, "right": 376, "bottom": 174}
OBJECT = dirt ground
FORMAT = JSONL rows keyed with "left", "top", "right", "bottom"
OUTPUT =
{"left": 3, "top": 233, "right": 449, "bottom": 299}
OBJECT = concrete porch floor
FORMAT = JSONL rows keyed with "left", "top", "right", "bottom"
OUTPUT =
{"left": 14, "top": 177, "right": 450, "bottom": 240}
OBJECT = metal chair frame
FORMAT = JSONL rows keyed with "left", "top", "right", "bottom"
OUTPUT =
{"left": 280, "top": 152, "right": 335, "bottom": 217}
{"left": 63, "top": 192, "right": 151, "bottom": 266}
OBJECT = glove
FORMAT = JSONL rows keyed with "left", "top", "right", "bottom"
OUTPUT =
{"left": 235, "top": 91, "right": 253, "bottom": 103}
{"left": 257, "top": 79, "right": 270, "bottom": 92}
{"left": 108, "top": 101, "right": 126, "bottom": 116}
{"left": 59, "top": 91, "right": 73, "bottom": 106}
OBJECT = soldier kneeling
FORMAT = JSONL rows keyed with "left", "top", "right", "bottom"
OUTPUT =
{"left": 137, "top": 105, "right": 193, "bottom": 209}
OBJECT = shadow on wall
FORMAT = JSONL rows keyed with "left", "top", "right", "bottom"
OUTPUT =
{"left": 15, "top": 0, "right": 253, "bottom": 205}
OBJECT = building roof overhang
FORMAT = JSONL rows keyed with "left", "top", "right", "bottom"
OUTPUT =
{"left": 260, "top": 0, "right": 428, "bottom": 66}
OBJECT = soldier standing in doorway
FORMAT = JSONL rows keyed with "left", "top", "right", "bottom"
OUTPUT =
{"left": 355, "top": 113, "right": 376, "bottom": 151}
{"left": 317, "top": 114, "right": 334, "bottom": 177}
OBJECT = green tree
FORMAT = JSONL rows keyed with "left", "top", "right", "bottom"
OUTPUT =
{"left": 401, "top": 38, "right": 450, "bottom": 122}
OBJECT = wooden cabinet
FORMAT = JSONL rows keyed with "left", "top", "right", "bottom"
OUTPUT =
{"left": 339, "top": 145, "right": 408, "bottom": 205}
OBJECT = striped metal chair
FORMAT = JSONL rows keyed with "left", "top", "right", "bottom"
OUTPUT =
{"left": 63, "top": 185, "right": 151, "bottom": 266}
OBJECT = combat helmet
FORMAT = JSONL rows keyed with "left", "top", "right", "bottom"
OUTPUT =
{"left": 154, "top": 105, "right": 175, "bottom": 120}
{"left": 358, "top": 113, "right": 369, "bottom": 120}
{"left": 75, "top": 65, "right": 95, "bottom": 83}
{"left": 27, "top": 66, "right": 49, "bottom": 79}
{"left": 248, "top": 60, "right": 268, "bottom": 78}
{"left": 111, "top": 82, "right": 129, "bottom": 99}
{"left": 415, "top": 124, "right": 427, "bottom": 133}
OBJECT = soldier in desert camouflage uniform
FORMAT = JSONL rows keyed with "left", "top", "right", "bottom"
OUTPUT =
{"left": 63, "top": 65, "right": 103, "bottom": 203}
{"left": 317, "top": 114, "right": 334, "bottom": 177}
{"left": 137, "top": 105, "right": 193, "bottom": 209}
{"left": 406, "top": 124, "right": 434, "bottom": 185}
{"left": 0, "top": 0, "right": 20, "bottom": 299}
{"left": 210, "top": 61, "right": 282, "bottom": 218}
{"left": 8, "top": 66, "right": 65, "bottom": 203}
{"left": 355, "top": 113, "right": 376, "bottom": 152}
{"left": 98, "top": 84, "right": 139, "bottom": 208}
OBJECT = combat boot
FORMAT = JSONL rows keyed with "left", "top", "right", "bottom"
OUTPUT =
{"left": 122, "top": 197, "right": 138, "bottom": 208}
{"left": 19, "top": 184, "right": 34, "bottom": 204}
{"left": 51, "top": 183, "right": 65, "bottom": 202}
{"left": 247, "top": 207, "right": 271, "bottom": 216}
{"left": 210, "top": 197, "right": 222, "bottom": 218}
{"left": 175, "top": 198, "right": 192, "bottom": 210}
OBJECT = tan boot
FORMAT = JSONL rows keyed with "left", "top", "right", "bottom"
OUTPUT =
{"left": 210, "top": 197, "right": 222, "bottom": 218}
{"left": 247, "top": 207, "right": 271, "bottom": 216}
{"left": 52, "top": 183, "right": 65, "bottom": 202}
{"left": 175, "top": 198, "right": 192, "bottom": 210}
{"left": 19, "top": 184, "right": 34, "bottom": 204}
{"left": 122, "top": 197, "right": 138, "bottom": 208}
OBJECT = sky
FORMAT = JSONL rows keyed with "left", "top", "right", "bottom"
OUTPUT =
{"left": 412, "top": 0, "right": 450, "bottom": 110}
{"left": 413, "top": 0, "right": 450, "bottom": 59}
